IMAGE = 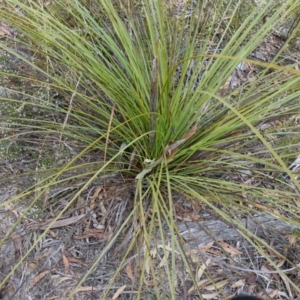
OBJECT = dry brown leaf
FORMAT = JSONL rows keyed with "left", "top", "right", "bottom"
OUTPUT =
{"left": 188, "top": 279, "right": 210, "bottom": 293}
{"left": 253, "top": 204, "right": 282, "bottom": 216}
{"left": 87, "top": 227, "right": 104, "bottom": 240}
{"left": 257, "top": 290, "right": 277, "bottom": 300}
{"left": 268, "top": 289, "right": 279, "bottom": 298}
{"left": 261, "top": 263, "right": 279, "bottom": 280}
{"left": 176, "top": 215, "right": 193, "bottom": 221}
{"left": 125, "top": 262, "right": 134, "bottom": 282}
{"left": 245, "top": 272, "right": 257, "bottom": 284}
{"left": 73, "top": 234, "right": 93, "bottom": 240}
{"left": 29, "top": 261, "right": 37, "bottom": 270}
{"left": 112, "top": 285, "right": 126, "bottom": 300}
{"left": 219, "top": 75, "right": 232, "bottom": 94}
{"left": 39, "top": 251, "right": 52, "bottom": 259}
{"left": 199, "top": 241, "right": 214, "bottom": 252}
{"left": 0, "top": 25, "right": 14, "bottom": 37}
{"left": 90, "top": 186, "right": 103, "bottom": 209}
{"left": 230, "top": 279, "right": 244, "bottom": 288}
{"left": 40, "top": 214, "right": 86, "bottom": 230}
{"left": 286, "top": 234, "right": 297, "bottom": 246}
{"left": 199, "top": 241, "right": 222, "bottom": 256}
{"left": 11, "top": 232, "right": 22, "bottom": 251}
{"left": 183, "top": 123, "right": 197, "bottom": 139}
{"left": 30, "top": 270, "right": 51, "bottom": 288}
{"left": 208, "top": 249, "right": 223, "bottom": 256}
{"left": 204, "top": 279, "right": 229, "bottom": 291}
{"left": 197, "top": 258, "right": 211, "bottom": 281}
{"left": 78, "top": 196, "right": 86, "bottom": 214}
{"left": 67, "top": 246, "right": 75, "bottom": 252}
{"left": 51, "top": 275, "right": 70, "bottom": 284}
{"left": 49, "top": 230, "right": 57, "bottom": 238}
{"left": 165, "top": 123, "right": 197, "bottom": 157}
{"left": 74, "top": 286, "right": 99, "bottom": 293}
{"left": 218, "top": 241, "right": 243, "bottom": 255}
{"left": 62, "top": 254, "right": 69, "bottom": 275}
{"left": 176, "top": 212, "right": 200, "bottom": 221}
{"left": 276, "top": 259, "right": 285, "bottom": 268}
{"left": 67, "top": 256, "right": 88, "bottom": 266}
{"left": 74, "top": 228, "right": 103, "bottom": 240}
{"left": 200, "top": 292, "right": 219, "bottom": 299}
{"left": 91, "top": 186, "right": 103, "bottom": 199}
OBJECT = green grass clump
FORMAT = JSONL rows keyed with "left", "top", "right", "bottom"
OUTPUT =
{"left": 1, "top": 0, "right": 300, "bottom": 299}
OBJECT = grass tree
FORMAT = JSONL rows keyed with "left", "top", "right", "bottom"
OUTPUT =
{"left": 1, "top": 0, "right": 300, "bottom": 298}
